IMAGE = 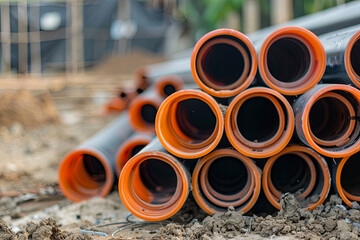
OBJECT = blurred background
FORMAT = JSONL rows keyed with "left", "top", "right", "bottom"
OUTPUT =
{"left": 0, "top": 0, "right": 355, "bottom": 77}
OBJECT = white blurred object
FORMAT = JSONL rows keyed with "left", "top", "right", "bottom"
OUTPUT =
{"left": 40, "top": 12, "right": 62, "bottom": 31}
{"left": 110, "top": 19, "right": 137, "bottom": 40}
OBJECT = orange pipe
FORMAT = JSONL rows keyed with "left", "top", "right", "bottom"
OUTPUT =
{"left": 258, "top": 26, "right": 326, "bottom": 95}
{"left": 119, "top": 138, "right": 190, "bottom": 221}
{"left": 192, "top": 149, "right": 261, "bottom": 214}
{"left": 225, "top": 87, "right": 294, "bottom": 158}
{"left": 191, "top": 29, "right": 257, "bottom": 98}
{"left": 104, "top": 86, "right": 139, "bottom": 114}
{"left": 58, "top": 113, "right": 133, "bottom": 202}
{"left": 115, "top": 133, "right": 153, "bottom": 176}
{"left": 335, "top": 152, "right": 360, "bottom": 207}
{"left": 128, "top": 90, "right": 163, "bottom": 134}
{"left": 262, "top": 145, "right": 330, "bottom": 211}
{"left": 154, "top": 75, "right": 185, "bottom": 98}
{"left": 293, "top": 84, "right": 360, "bottom": 158}
{"left": 156, "top": 89, "right": 224, "bottom": 159}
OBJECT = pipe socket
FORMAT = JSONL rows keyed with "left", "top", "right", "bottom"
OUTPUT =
{"left": 225, "top": 87, "right": 294, "bottom": 158}
{"left": 259, "top": 26, "right": 326, "bottom": 95}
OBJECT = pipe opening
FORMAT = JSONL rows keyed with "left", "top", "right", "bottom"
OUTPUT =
{"left": 82, "top": 154, "right": 106, "bottom": 183}
{"left": 163, "top": 84, "right": 176, "bottom": 97}
{"left": 267, "top": 37, "right": 311, "bottom": 83}
{"left": 175, "top": 98, "right": 216, "bottom": 142}
{"left": 350, "top": 38, "right": 360, "bottom": 78}
{"left": 130, "top": 145, "right": 146, "bottom": 158}
{"left": 136, "top": 159, "right": 177, "bottom": 204}
{"left": 237, "top": 97, "right": 280, "bottom": 143}
{"left": 309, "top": 96, "right": 353, "bottom": 145}
{"left": 207, "top": 157, "right": 248, "bottom": 195}
{"left": 140, "top": 104, "right": 157, "bottom": 124}
{"left": 120, "top": 92, "right": 126, "bottom": 98}
{"left": 340, "top": 155, "right": 360, "bottom": 197}
{"left": 137, "top": 88, "right": 144, "bottom": 94}
{"left": 271, "top": 154, "right": 311, "bottom": 194}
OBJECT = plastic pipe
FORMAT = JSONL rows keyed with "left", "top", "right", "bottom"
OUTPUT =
{"left": 192, "top": 148, "right": 261, "bottom": 214}
{"left": 258, "top": 26, "right": 326, "bottom": 95}
{"left": 248, "top": 1, "right": 360, "bottom": 43}
{"left": 191, "top": 29, "right": 257, "bottom": 98}
{"left": 104, "top": 86, "right": 140, "bottom": 114}
{"left": 225, "top": 87, "right": 294, "bottom": 158}
{"left": 118, "top": 138, "right": 191, "bottom": 221}
{"left": 293, "top": 84, "right": 360, "bottom": 158}
{"left": 128, "top": 89, "right": 163, "bottom": 134}
{"left": 262, "top": 145, "right": 330, "bottom": 211}
{"left": 156, "top": 89, "right": 224, "bottom": 159}
{"left": 334, "top": 152, "right": 360, "bottom": 207}
{"left": 154, "top": 75, "right": 184, "bottom": 98}
{"left": 115, "top": 133, "right": 153, "bottom": 176}
{"left": 319, "top": 25, "right": 360, "bottom": 88}
{"left": 58, "top": 112, "right": 133, "bottom": 202}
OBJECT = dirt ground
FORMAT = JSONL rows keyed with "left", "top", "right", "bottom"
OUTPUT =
{"left": 0, "top": 57, "right": 360, "bottom": 239}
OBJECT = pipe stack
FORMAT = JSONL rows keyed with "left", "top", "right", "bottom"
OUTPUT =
{"left": 58, "top": 2, "right": 360, "bottom": 222}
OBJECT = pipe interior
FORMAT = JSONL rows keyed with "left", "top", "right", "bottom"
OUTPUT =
{"left": 130, "top": 145, "right": 146, "bottom": 158}
{"left": 163, "top": 84, "right": 176, "bottom": 97}
{"left": 309, "top": 96, "right": 352, "bottom": 144}
{"left": 120, "top": 92, "right": 126, "bottom": 98}
{"left": 200, "top": 38, "right": 248, "bottom": 87}
{"left": 350, "top": 38, "right": 360, "bottom": 77}
{"left": 175, "top": 98, "right": 216, "bottom": 142}
{"left": 236, "top": 97, "right": 280, "bottom": 143}
{"left": 267, "top": 37, "right": 311, "bottom": 83}
{"left": 140, "top": 104, "right": 157, "bottom": 124}
{"left": 138, "top": 159, "right": 177, "bottom": 204}
{"left": 341, "top": 154, "right": 360, "bottom": 197}
{"left": 82, "top": 154, "right": 106, "bottom": 183}
{"left": 207, "top": 157, "right": 248, "bottom": 195}
{"left": 271, "top": 153, "right": 312, "bottom": 194}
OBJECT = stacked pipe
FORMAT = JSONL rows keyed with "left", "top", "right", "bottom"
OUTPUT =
{"left": 58, "top": 2, "right": 360, "bottom": 221}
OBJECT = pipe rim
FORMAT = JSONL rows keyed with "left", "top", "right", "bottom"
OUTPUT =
{"left": 156, "top": 89, "right": 224, "bottom": 159}
{"left": 192, "top": 149, "right": 261, "bottom": 214}
{"left": 345, "top": 30, "right": 360, "bottom": 88}
{"left": 301, "top": 84, "right": 360, "bottom": 157}
{"left": 336, "top": 155, "right": 360, "bottom": 207}
{"left": 262, "top": 145, "right": 330, "bottom": 211}
{"left": 58, "top": 147, "right": 114, "bottom": 202}
{"left": 119, "top": 151, "right": 189, "bottom": 221}
{"left": 259, "top": 26, "right": 326, "bottom": 95}
{"left": 129, "top": 96, "right": 162, "bottom": 133}
{"left": 154, "top": 75, "right": 184, "bottom": 98}
{"left": 225, "top": 87, "right": 294, "bottom": 158}
{"left": 191, "top": 28, "right": 257, "bottom": 97}
{"left": 115, "top": 136, "right": 152, "bottom": 177}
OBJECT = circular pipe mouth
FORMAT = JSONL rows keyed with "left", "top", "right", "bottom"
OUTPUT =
{"left": 259, "top": 26, "right": 325, "bottom": 95}
{"left": 154, "top": 75, "right": 184, "bottom": 98}
{"left": 58, "top": 148, "right": 114, "bottom": 202}
{"left": 345, "top": 31, "right": 360, "bottom": 88}
{"left": 191, "top": 29, "right": 257, "bottom": 98}
{"left": 119, "top": 151, "right": 189, "bottom": 221}
{"left": 301, "top": 85, "right": 360, "bottom": 158}
{"left": 336, "top": 153, "right": 360, "bottom": 207}
{"left": 225, "top": 87, "right": 294, "bottom": 158}
{"left": 156, "top": 89, "right": 224, "bottom": 159}
{"left": 262, "top": 145, "right": 330, "bottom": 211}
{"left": 115, "top": 135, "right": 152, "bottom": 176}
{"left": 192, "top": 149, "right": 261, "bottom": 214}
{"left": 129, "top": 96, "right": 163, "bottom": 133}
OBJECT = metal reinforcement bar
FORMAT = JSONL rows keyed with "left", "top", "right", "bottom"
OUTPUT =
{"left": 58, "top": 112, "right": 133, "bottom": 202}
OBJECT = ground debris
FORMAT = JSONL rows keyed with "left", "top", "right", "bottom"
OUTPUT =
{"left": 155, "top": 193, "right": 360, "bottom": 240}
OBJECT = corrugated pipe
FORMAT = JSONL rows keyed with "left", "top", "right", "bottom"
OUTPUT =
{"left": 118, "top": 138, "right": 191, "bottom": 221}
{"left": 156, "top": 89, "right": 224, "bottom": 159}
{"left": 191, "top": 29, "right": 258, "bottom": 98}
{"left": 262, "top": 145, "right": 330, "bottom": 211}
{"left": 191, "top": 148, "right": 261, "bottom": 215}
{"left": 293, "top": 84, "right": 360, "bottom": 158}
{"left": 258, "top": 26, "right": 326, "bottom": 95}
{"left": 58, "top": 112, "right": 133, "bottom": 202}
{"left": 225, "top": 87, "right": 294, "bottom": 158}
